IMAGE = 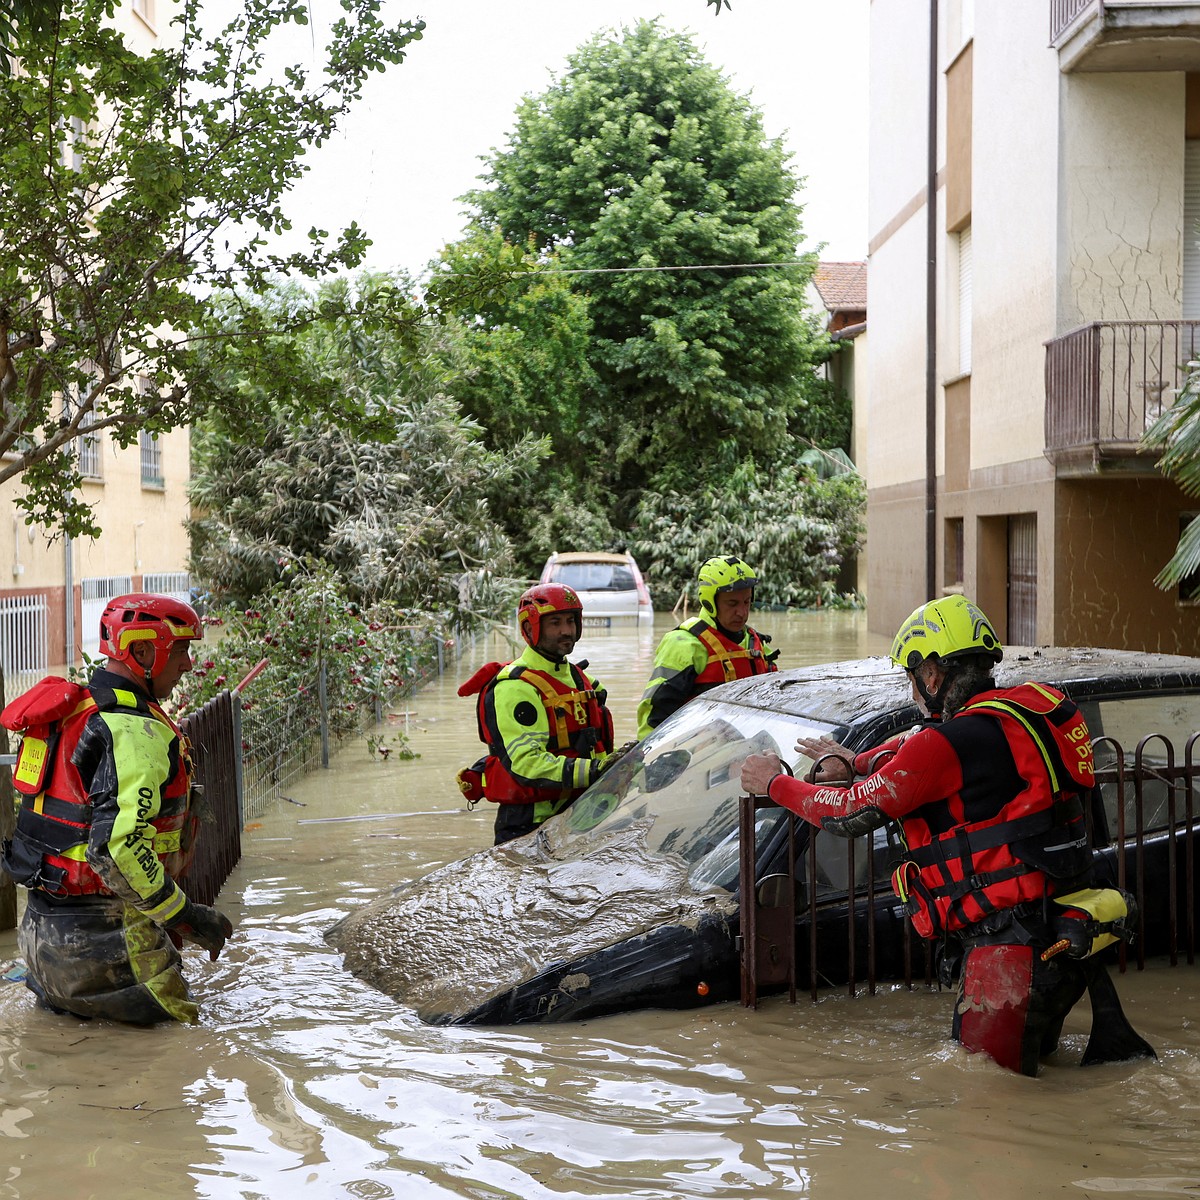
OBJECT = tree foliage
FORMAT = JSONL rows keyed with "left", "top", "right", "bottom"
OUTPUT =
{"left": 1145, "top": 373, "right": 1200, "bottom": 592}
{"left": 0, "top": 0, "right": 424, "bottom": 536}
{"left": 437, "top": 230, "right": 619, "bottom": 567}
{"left": 630, "top": 459, "right": 865, "bottom": 610}
{"left": 188, "top": 275, "right": 536, "bottom": 617}
{"left": 461, "top": 19, "right": 835, "bottom": 511}
{"left": 173, "top": 561, "right": 442, "bottom": 758}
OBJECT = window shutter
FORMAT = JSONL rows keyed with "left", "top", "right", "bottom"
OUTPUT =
{"left": 958, "top": 225, "right": 973, "bottom": 374}
{"left": 1185, "top": 141, "right": 1200, "bottom": 317}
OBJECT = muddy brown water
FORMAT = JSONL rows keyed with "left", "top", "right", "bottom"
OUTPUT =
{"left": 3, "top": 610, "right": 1200, "bottom": 1200}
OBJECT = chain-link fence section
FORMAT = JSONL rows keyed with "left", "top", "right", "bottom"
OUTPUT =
{"left": 237, "top": 630, "right": 454, "bottom": 820}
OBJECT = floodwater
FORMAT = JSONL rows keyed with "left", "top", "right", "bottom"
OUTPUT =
{"left": 3, "top": 609, "right": 1200, "bottom": 1200}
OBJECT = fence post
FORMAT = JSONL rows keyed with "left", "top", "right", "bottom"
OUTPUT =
{"left": 318, "top": 661, "right": 330, "bottom": 769}
{"left": 233, "top": 691, "right": 246, "bottom": 829}
{"left": 0, "top": 666, "right": 14, "bottom": 931}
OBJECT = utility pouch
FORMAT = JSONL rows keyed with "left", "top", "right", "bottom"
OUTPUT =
{"left": 11, "top": 727, "right": 57, "bottom": 796}
{"left": 1, "top": 832, "right": 68, "bottom": 894}
{"left": 1043, "top": 887, "right": 1135, "bottom": 960}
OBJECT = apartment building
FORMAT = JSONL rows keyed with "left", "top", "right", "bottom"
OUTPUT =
{"left": 867, "top": 0, "right": 1200, "bottom": 652}
{"left": 0, "top": 0, "right": 191, "bottom": 690}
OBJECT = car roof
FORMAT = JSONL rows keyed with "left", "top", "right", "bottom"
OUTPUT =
{"left": 548, "top": 551, "right": 632, "bottom": 564}
{"left": 708, "top": 645, "right": 1200, "bottom": 731}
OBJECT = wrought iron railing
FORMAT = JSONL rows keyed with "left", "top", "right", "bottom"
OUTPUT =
{"left": 1044, "top": 320, "right": 1200, "bottom": 460}
{"left": 739, "top": 734, "right": 1199, "bottom": 1007}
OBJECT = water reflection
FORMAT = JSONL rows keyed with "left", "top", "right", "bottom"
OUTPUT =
{"left": 1, "top": 610, "right": 1199, "bottom": 1199}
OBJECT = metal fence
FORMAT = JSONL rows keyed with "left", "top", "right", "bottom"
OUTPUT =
{"left": 1050, "top": 0, "right": 1097, "bottom": 44}
{"left": 179, "top": 689, "right": 243, "bottom": 907}
{"left": 0, "top": 594, "right": 49, "bottom": 700}
{"left": 79, "top": 575, "right": 133, "bottom": 662}
{"left": 236, "top": 631, "right": 452, "bottom": 820}
{"left": 739, "top": 737, "right": 1200, "bottom": 1007}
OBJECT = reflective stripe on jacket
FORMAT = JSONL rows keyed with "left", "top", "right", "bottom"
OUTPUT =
{"left": 894, "top": 683, "right": 1096, "bottom": 937}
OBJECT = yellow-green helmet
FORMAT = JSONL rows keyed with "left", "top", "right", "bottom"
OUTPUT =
{"left": 697, "top": 555, "right": 758, "bottom": 618}
{"left": 890, "top": 594, "right": 1002, "bottom": 671}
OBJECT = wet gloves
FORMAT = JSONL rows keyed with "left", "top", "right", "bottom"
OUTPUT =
{"left": 167, "top": 900, "right": 235, "bottom": 961}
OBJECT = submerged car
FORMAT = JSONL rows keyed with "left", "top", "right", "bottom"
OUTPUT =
{"left": 538, "top": 550, "right": 653, "bottom": 625}
{"left": 326, "top": 647, "right": 1200, "bottom": 1024}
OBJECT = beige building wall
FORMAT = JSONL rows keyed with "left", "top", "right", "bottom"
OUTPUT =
{"left": 0, "top": 0, "right": 191, "bottom": 676}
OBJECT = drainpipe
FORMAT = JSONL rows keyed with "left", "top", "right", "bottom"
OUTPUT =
{"left": 925, "top": 0, "right": 940, "bottom": 602}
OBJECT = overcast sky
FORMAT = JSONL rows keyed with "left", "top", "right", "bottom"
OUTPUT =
{"left": 248, "top": 1, "right": 870, "bottom": 277}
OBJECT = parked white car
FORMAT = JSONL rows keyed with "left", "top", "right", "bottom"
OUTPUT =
{"left": 538, "top": 550, "right": 653, "bottom": 625}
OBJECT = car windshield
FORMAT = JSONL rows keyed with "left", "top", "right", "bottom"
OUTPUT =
{"left": 546, "top": 696, "right": 843, "bottom": 892}
{"left": 553, "top": 562, "right": 636, "bottom": 592}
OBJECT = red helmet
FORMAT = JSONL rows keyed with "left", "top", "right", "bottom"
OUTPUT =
{"left": 99, "top": 593, "right": 202, "bottom": 677}
{"left": 517, "top": 584, "right": 582, "bottom": 647}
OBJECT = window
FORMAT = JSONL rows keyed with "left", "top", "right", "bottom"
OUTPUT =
{"left": 944, "top": 518, "right": 964, "bottom": 592}
{"left": 78, "top": 416, "right": 102, "bottom": 479}
{"left": 1007, "top": 513, "right": 1037, "bottom": 644}
{"left": 957, "top": 225, "right": 973, "bottom": 376}
{"left": 140, "top": 429, "right": 163, "bottom": 488}
{"left": 1086, "top": 691, "right": 1200, "bottom": 836}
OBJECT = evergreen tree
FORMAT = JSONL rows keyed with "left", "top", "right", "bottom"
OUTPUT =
{"left": 464, "top": 19, "right": 835, "bottom": 511}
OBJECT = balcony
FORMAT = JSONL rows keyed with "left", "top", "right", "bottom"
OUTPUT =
{"left": 1044, "top": 319, "right": 1200, "bottom": 475}
{"left": 1052, "top": 1, "right": 1200, "bottom": 72}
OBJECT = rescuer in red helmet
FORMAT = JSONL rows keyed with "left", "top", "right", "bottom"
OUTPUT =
{"left": 457, "top": 583, "right": 627, "bottom": 845}
{"left": 1, "top": 593, "right": 234, "bottom": 1024}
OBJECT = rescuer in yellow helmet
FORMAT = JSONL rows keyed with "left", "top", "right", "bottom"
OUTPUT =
{"left": 637, "top": 555, "right": 778, "bottom": 740}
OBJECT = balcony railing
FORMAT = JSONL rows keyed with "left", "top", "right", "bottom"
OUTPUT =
{"left": 1052, "top": 1, "right": 1200, "bottom": 72}
{"left": 1044, "top": 319, "right": 1200, "bottom": 475}
{"left": 1050, "top": 0, "right": 1097, "bottom": 44}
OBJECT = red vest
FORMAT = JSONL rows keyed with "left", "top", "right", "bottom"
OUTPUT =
{"left": 2, "top": 677, "right": 194, "bottom": 897}
{"left": 687, "top": 619, "right": 775, "bottom": 689}
{"left": 458, "top": 659, "right": 613, "bottom": 807}
{"left": 891, "top": 683, "right": 1096, "bottom": 938}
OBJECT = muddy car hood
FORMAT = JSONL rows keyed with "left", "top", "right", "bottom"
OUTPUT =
{"left": 325, "top": 817, "right": 737, "bottom": 1023}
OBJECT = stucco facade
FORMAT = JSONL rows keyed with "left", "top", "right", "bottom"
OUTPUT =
{"left": 866, "top": 0, "right": 1200, "bottom": 653}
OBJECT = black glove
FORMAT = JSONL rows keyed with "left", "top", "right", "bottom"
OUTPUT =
{"left": 167, "top": 900, "right": 234, "bottom": 961}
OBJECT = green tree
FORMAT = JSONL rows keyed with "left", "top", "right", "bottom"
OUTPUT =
{"left": 461, "top": 19, "right": 834, "bottom": 509}
{"left": 437, "top": 229, "right": 618, "bottom": 569}
{"left": 189, "top": 275, "right": 537, "bottom": 617}
{"left": 0, "top": 0, "right": 424, "bottom": 536}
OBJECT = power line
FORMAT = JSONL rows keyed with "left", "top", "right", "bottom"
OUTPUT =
{"left": 431, "top": 259, "right": 815, "bottom": 280}
{"left": 534, "top": 260, "right": 814, "bottom": 276}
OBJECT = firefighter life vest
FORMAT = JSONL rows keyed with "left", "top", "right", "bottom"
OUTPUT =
{"left": 684, "top": 617, "right": 776, "bottom": 690}
{"left": 457, "top": 658, "right": 613, "bottom": 810}
{"left": 890, "top": 682, "right": 1097, "bottom": 939}
{"left": 1, "top": 675, "right": 194, "bottom": 898}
